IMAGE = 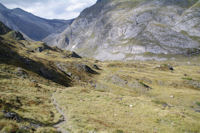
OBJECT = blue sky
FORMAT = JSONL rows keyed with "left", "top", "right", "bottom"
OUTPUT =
{"left": 0, "top": 0, "right": 97, "bottom": 20}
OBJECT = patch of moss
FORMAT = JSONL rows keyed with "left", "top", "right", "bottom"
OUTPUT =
{"left": 115, "top": 130, "right": 124, "bottom": 133}
{"left": 152, "top": 100, "right": 168, "bottom": 105}
{"left": 182, "top": 77, "right": 193, "bottom": 81}
{"left": 196, "top": 102, "right": 200, "bottom": 106}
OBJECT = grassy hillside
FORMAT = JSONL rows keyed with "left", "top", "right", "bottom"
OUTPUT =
{"left": 0, "top": 23, "right": 200, "bottom": 133}
{"left": 0, "top": 27, "right": 99, "bottom": 132}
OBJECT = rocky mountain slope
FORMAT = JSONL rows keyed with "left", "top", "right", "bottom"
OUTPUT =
{"left": 0, "top": 3, "right": 73, "bottom": 41}
{"left": 51, "top": 0, "right": 200, "bottom": 60}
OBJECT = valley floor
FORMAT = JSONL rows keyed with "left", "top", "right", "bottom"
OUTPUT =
{"left": 1, "top": 50, "right": 200, "bottom": 133}
{"left": 53, "top": 58, "right": 200, "bottom": 133}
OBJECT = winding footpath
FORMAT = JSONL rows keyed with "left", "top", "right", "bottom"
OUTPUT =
{"left": 51, "top": 93, "right": 69, "bottom": 133}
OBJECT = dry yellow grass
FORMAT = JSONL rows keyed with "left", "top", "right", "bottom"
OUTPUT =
{"left": 54, "top": 58, "right": 200, "bottom": 133}
{"left": 0, "top": 32, "right": 98, "bottom": 132}
{"left": 1, "top": 30, "right": 200, "bottom": 133}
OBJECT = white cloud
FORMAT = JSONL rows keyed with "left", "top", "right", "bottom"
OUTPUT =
{"left": 65, "top": 3, "right": 87, "bottom": 12}
{"left": 0, "top": 0, "right": 97, "bottom": 20}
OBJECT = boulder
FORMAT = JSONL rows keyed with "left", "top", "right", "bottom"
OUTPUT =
{"left": 15, "top": 67, "right": 28, "bottom": 78}
{"left": 39, "top": 67, "right": 54, "bottom": 79}
{"left": 93, "top": 64, "right": 101, "bottom": 70}
{"left": 3, "top": 111, "right": 21, "bottom": 122}
{"left": 75, "top": 64, "right": 98, "bottom": 74}
{"left": 156, "top": 64, "right": 174, "bottom": 71}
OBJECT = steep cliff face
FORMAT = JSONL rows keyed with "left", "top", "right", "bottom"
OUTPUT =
{"left": 0, "top": 3, "right": 73, "bottom": 41}
{"left": 52, "top": 0, "right": 200, "bottom": 60}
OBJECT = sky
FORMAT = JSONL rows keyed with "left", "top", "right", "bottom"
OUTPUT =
{"left": 0, "top": 0, "right": 97, "bottom": 20}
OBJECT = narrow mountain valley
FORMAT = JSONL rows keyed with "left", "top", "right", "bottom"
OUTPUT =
{"left": 0, "top": 0, "right": 200, "bottom": 133}
{"left": 0, "top": 3, "right": 73, "bottom": 41}
{"left": 0, "top": 21, "right": 200, "bottom": 133}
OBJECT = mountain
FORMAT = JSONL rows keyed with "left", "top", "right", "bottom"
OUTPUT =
{"left": 51, "top": 0, "right": 200, "bottom": 61}
{"left": 0, "top": 3, "right": 73, "bottom": 41}
{"left": 1, "top": 20, "right": 200, "bottom": 133}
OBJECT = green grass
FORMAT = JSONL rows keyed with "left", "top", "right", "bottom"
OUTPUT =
{"left": 196, "top": 102, "right": 200, "bottom": 107}
{"left": 152, "top": 100, "right": 168, "bottom": 106}
{"left": 182, "top": 77, "right": 193, "bottom": 80}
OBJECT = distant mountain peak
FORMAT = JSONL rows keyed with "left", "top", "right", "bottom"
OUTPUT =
{"left": 11, "top": 8, "right": 31, "bottom": 15}
{"left": 13, "top": 8, "right": 24, "bottom": 12}
{"left": 0, "top": 2, "right": 72, "bottom": 41}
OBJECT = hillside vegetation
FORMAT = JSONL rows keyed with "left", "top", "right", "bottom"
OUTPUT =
{"left": 54, "top": 59, "right": 200, "bottom": 133}
{"left": 0, "top": 22, "right": 200, "bottom": 133}
{"left": 0, "top": 22, "right": 99, "bottom": 132}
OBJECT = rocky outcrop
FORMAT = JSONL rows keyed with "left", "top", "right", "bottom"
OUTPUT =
{"left": 51, "top": 0, "right": 200, "bottom": 61}
{"left": 0, "top": 21, "right": 11, "bottom": 35}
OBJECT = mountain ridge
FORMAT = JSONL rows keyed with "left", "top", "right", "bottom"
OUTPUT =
{"left": 0, "top": 3, "right": 73, "bottom": 41}
{"left": 48, "top": 0, "right": 200, "bottom": 61}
